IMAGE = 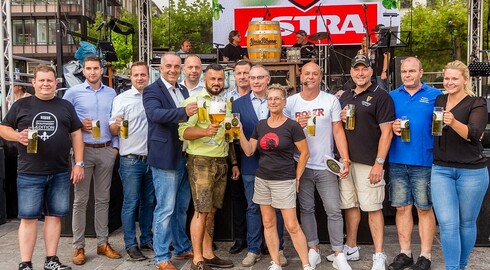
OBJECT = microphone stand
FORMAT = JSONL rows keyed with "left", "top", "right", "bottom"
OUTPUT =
{"left": 317, "top": 3, "right": 347, "bottom": 92}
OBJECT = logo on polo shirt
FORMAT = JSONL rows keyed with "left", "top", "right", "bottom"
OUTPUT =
{"left": 419, "top": 96, "right": 430, "bottom": 104}
{"left": 362, "top": 95, "right": 373, "bottom": 107}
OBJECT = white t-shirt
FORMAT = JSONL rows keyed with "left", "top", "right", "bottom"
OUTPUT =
{"left": 284, "top": 91, "right": 341, "bottom": 170}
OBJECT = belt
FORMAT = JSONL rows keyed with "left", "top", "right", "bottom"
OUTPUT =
{"left": 122, "top": 154, "right": 147, "bottom": 161}
{"left": 84, "top": 141, "right": 111, "bottom": 148}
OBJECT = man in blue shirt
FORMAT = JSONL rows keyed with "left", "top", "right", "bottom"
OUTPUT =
{"left": 388, "top": 57, "right": 441, "bottom": 270}
{"left": 63, "top": 56, "right": 121, "bottom": 265}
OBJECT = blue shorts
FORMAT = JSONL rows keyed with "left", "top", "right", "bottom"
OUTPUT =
{"left": 17, "top": 171, "right": 71, "bottom": 219}
{"left": 389, "top": 164, "right": 432, "bottom": 210}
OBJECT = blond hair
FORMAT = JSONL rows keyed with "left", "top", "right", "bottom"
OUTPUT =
{"left": 266, "top": 83, "right": 287, "bottom": 99}
{"left": 443, "top": 60, "right": 474, "bottom": 96}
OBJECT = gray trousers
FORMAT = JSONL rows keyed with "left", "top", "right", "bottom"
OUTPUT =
{"left": 299, "top": 168, "right": 344, "bottom": 251}
{"left": 72, "top": 146, "right": 116, "bottom": 247}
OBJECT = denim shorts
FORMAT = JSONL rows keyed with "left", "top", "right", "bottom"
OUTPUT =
{"left": 389, "top": 163, "right": 432, "bottom": 210}
{"left": 17, "top": 171, "right": 71, "bottom": 219}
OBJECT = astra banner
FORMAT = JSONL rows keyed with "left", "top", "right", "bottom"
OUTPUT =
{"left": 212, "top": 0, "right": 401, "bottom": 46}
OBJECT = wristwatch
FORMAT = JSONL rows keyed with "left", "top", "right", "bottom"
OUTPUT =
{"left": 375, "top": 157, "right": 385, "bottom": 165}
{"left": 75, "top": 161, "right": 85, "bottom": 168}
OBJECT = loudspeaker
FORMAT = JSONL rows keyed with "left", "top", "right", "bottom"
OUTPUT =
{"left": 393, "top": 56, "right": 408, "bottom": 90}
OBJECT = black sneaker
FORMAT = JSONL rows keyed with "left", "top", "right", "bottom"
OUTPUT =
{"left": 140, "top": 243, "right": 153, "bottom": 251}
{"left": 18, "top": 262, "right": 33, "bottom": 270}
{"left": 44, "top": 256, "right": 72, "bottom": 270}
{"left": 388, "top": 253, "right": 414, "bottom": 270}
{"left": 409, "top": 256, "right": 431, "bottom": 270}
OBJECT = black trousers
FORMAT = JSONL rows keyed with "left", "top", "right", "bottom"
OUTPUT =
{"left": 228, "top": 143, "right": 247, "bottom": 240}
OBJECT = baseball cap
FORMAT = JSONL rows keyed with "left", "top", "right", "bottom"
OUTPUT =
{"left": 351, "top": 54, "right": 371, "bottom": 68}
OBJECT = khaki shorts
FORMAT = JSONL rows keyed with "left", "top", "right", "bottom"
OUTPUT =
{"left": 187, "top": 154, "right": 228, "bottom": 212}
{"left": 253, "top": 177, "right": 296, "bottom": 209}
{"left": 339, "top": 162, "right": 385, "bottom": 212}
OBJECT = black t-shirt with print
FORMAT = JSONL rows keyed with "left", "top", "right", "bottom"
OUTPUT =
{"left": 251, "top": 118, "right": 306, "bottom": 180}
{"left": 2, "top": 96, "right": 83, "bottom": 174}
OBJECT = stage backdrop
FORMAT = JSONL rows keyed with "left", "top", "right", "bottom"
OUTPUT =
{"left": 212, "top": 0, "right": 401, "bottom": 46}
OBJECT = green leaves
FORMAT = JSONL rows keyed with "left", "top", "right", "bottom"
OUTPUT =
{"left": 382, "top": 0, "right": 400, "bottom": 10}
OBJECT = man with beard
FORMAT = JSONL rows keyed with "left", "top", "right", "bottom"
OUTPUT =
{"left": 143, "top": 52, "right": 197, "bottom": 270}
{"left": 182, "top": 55, "right": 204, "bottom": 97}
{"left": 338, "top": 55, "right": 394, "bottom": 270}
{"left": 64, "top": 56, "right": 121, "bottom": 265}
{"left": 179, "top": 63, "right": 239, "bottom": 270}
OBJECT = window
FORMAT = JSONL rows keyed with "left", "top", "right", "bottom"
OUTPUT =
{"left": 13, "top": 20, "right": 24, "bottom": 45}
{"left": 25, "top": 20, "right": 35, "bottom": 44}
{"left": 48, "top": 19, "right": 56, "bottom": 44}
{"left": 37, "top": 20, "right": 48, "bottom": 45}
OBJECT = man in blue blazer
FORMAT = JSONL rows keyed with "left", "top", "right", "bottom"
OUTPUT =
{"left": 142, "top": 52, "right": 197, "bottom": 270}
{"left": 232, "top": 65, "right": 287, "bottom": 267}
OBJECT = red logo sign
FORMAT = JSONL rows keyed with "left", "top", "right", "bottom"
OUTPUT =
{"left": 288, "top": 0, "right": 320, "bottom": 11}
{"left": 236, "top": 3, "right": 378, "bottom": 46}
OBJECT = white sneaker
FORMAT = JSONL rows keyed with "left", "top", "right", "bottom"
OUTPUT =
{"left": 279, "top": 250, "right": 288, "bottom": 267}
{"left": 371, "top": 252, "right": 387, "bottom": 270}
{"left": 303, "top": 264, "right": 315, "bottom": 270}
{"left": 327, "top": 246, "right": 360, "bottom": 262}
{"left": 333, "top": 253, "right": 352, "bottom": 270}
{"left": 267, "top": 261, "right": 282, "bottom": 270}
{"left": 242, "top": 252, "right": 261, "bottom": 267}
{"left": 308, "top": 248, "right": 322, "bottom": 268}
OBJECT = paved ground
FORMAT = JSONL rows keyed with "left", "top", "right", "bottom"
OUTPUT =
{"left": 0, "top": 219, "right": 488, "bottom": 269}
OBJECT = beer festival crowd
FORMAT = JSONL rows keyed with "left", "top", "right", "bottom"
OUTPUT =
{"left": 0, "top": 29, "right": 488, "bottom": 270}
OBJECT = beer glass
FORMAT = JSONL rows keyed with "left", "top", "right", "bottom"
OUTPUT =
{"left": 232, "top": 113, "right": 240, "bottom": 140}
{"left": 120, "top": 114, "right": 129, "bottom": 139}
{"left": 92, "top": 119, "right": 101, "bottom": 139}
{"left": 307, "top": 113, "right": 316, "bottom": 136}
{"left": 197, "top": 96, "right": 207, "bottom": 123}
{"left": 432, "top": 107, "right": 443, "bottom": 136}
{"left": 345, "top": 104, "right": 355, "bottom": 130}
{"left": 400, "top": 116, "right": 410, "bottom": 142}
{"left": 224, "top": 116, "right": 233, "bottom": 142}
{"left": 27, "top": 127, "right": 38, "bottom": 154}
{"left": 205, "top": 97, "right": 226, "bottom": 145}
{"left": 227, "top": 96, "right": 234, "bottom": 112}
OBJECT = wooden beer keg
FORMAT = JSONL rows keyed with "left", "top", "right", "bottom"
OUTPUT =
{"left": 247, "top": 21, "right": 282, "bottom": 62}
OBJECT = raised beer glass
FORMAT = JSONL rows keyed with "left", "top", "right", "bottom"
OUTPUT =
{"left": 400, "top": 116, "right": 410, "bottom": 142}
{"left": 27, "top": 127, "right": 38, "bottom": 154}
{"left": 92, "top": 119, "right": 101, "bottom": 139}
{"left": 197, "top": 96, "right": 207, "bottom": 123}
{"left": 120, "top": 114, "right": 129, "bottom": 139}
{"left": 232, "top": 113, "right": 240, "bottom": 140}
{"left": 432, "top": 107, "right": 443, "bottom": 136}
{"left": 205, "top": 97, "right": 226, "bottom": 145}
{"left": 224, "top": 116, "right": 233, "bottom": 142}
{"left": 307, "top": 113, "right": 316, "bottom": 136}
{"left": 345, "top": 104, "right": 355, "bottom": 130}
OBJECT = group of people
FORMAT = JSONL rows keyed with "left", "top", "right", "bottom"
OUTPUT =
{"left": 1, "top": 39, "right": 487, "bottom": 270}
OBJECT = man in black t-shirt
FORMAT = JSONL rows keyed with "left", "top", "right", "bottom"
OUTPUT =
{"left": 223, "top": 30, "right": 248, "bottom": 62}
{"left": 0, "top": 64, "right": 84, "bottom": 270}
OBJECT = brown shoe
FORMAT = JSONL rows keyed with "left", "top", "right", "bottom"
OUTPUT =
{"left": 72, "top": 247, "right": 86, "bottom": 265}
{"left": 156, "top": 261, "right": 178, "bottom": 270}
{"left": 97, "top": 242, "right": 122, "bottom": 259}
{"left": 174, "top": 250, "right": 194, "bottom": 260}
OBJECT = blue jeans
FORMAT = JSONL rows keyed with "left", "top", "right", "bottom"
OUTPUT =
{"left": 376, "top": 75, "right": 388, "bottom": 91}
{"left": 119, "top": 156, "right": 155, "bottom": 250}
{"left": 431, "top": 165, "right": 489, "bottom": 270}
{"left": 17, "top": 171, "right": 70, "bottom": 218}
{"left": 243, "top": 174, "right": 284, "bottom": 254}
{"left": 151, "top": 158, "right": 192, "bottom": 264}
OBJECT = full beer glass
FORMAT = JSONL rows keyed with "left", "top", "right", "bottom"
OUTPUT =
{"left": 120, "top": 114, "right": 129, "bottom": 139}
{"left": 197, "top": 96, "right": 207, "bottom": 123}
{"left": 232, "top": 113, "right": 240, "bottom": 140}
{"left": 400, "top": 116, "right": 410, "bottom": 142}
{"left": 432, "top": 107, "right": 443, "bottom": 136}
{"left": 27, "top": 127, "right": 38, "bottom": 154}
{"left": 345, "top": 104, "right": 355, "bottom": 130}
{"left": 92, "top": 119, "right": 101, "bottom": 139}
{"left": 307, "top": 114, "right": 316, "bottom": 136}
{"left": 224, "top": 116, "right": 233, "bottom": 142}
{"left": 206, "top": 97, "right": 226, "bottom": 145}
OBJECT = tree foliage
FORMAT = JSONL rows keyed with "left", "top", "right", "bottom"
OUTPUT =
{"left": 152, "top": 0, "right": 213, "bottom": 53}
{"left": 397, "top": 0, "right": 469, "bottom": 71}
